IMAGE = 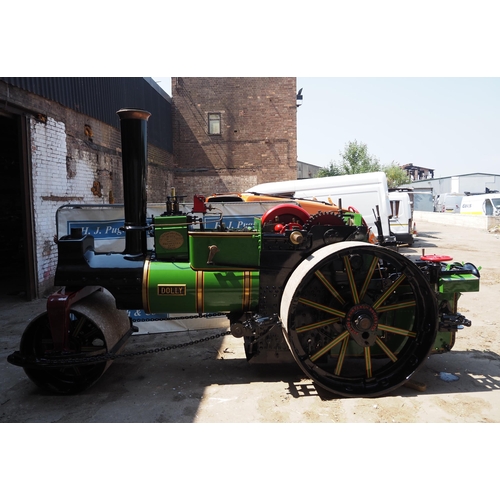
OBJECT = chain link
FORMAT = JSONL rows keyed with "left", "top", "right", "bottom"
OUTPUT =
{"left": 36, "top": 317, "right": 232, "bottom": 367}
{"left": 132, "top": 312, "right": 226, "bottom": 322}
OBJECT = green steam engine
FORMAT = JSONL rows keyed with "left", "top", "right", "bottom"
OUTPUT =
{"left": 8, "top": 109, "right": 480, "bottom": 398}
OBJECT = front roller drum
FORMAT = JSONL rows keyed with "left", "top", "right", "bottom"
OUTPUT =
{"left": 280, "top": 242, "right": 438, "bottom": 397}
{"left": 18, "top": 289, "right": 132, "bottom": 394}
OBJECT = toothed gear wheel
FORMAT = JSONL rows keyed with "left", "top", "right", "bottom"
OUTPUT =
{"left": 303, "top": 211, "right": 347, "bottom": 230}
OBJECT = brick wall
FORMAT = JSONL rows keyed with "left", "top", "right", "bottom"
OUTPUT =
{"left": 1, "top": 78, "right": 296, "bottom": 296}
{"left": 31, "top": 115, "right": 81, "bottom": 291}
{"left": 172, "top": 77, "right": 297, "bottom": 199}
{"left": 0, "top": 81, "right": 173, "bottom": 296}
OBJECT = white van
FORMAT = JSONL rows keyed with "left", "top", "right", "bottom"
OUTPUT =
{"left": 434, "top": 193, "right": 464, "bottom": 213}
{"left": 388, "top": 191, "right": 414, "bottom": 244}
{"left": 460, "top": 193, "right": 500, "bottom": 216}
{"left": 246, "top": 172, "right": 396, "bottom": 244}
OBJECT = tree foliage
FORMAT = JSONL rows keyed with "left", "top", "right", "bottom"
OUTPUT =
{"left": 317, "top": 140, "right": 380, "bottom": 177}
{"left": 317, "top": 140, "right": 410, "bottom": 188}
{"left": 383, "top": 164, "right": 410, "bottom": 189}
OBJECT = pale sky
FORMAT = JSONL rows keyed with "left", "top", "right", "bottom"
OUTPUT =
{"left": 6, "top": 1, "right": 497, "bottom": 181}
{"left": 153, "top": 77, "right": 500, "bottom": 179}
{"left": 6, "top": 2, "right": 498, "bottom": 180}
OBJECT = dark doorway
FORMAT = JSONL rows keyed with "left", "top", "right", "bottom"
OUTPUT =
{"left": 0, "top": 113, "right": 35, "bottom": 300}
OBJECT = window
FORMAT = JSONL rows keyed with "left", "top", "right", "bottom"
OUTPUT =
{"left": 208, "top": 113, "right": 221, "bottom": 135}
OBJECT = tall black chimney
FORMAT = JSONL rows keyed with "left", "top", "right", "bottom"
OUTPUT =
{"left": 117, "top": 109, "right": 151, "bottom": 257}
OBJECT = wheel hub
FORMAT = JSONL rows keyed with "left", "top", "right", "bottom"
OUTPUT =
{"left": 346, "top": 304, "right": 379, "bottom": 347}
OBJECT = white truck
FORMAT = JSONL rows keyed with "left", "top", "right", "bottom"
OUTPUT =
{"left": 246, "top": 172, "right": 410, "bottom": 245}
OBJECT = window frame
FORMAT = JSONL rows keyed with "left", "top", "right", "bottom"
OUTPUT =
{"left": 207, "top": 112, "right": 221, "bottom": 136}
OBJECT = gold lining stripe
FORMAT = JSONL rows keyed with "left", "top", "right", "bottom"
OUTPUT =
{"left": 359, "top": 256, "right": 379, "bottom": 301}
{"left": 375, "top": 337, "right": 398, "bottom": 362}
{"left": 142, "top": 257, "right": 151, "bottom": 313}
{"left": 373, "top": 274, "right": 406, "bottom": 310}
{"left": 296, "top": 317, "right": 340, "bottom": 333}
{"left": 190, "top": 266, "right": 258, "bottom": 272}
{"left": 196, "top": 271, "right": 204, "bottom": 314}
{"left": 315, "top": 270, "right": 346, "bottom": 305}
{"left": 242, "top": 271, "right": 252, "bottom": 310}
{"left": 310, "top": 330, "right": 349, "bottom": 362}
{"left": 377, "top": 300, "right": 416, "bottom": 313}
{"left": 298, "top": 298, "right": 346, "bottom": 318}
{"left": 188, "top": 232, "right": 258, "bottom": 237}
{"left": 334, "top": 336, "right": 350, "bottom": 376}
{"left": 378, "top": 323, "right": 416, "bottom": 337}
{"left": 343, "top": 255, "right": 359, "bottom": 304}
{"left": 364, "top": 347, "right": 372, "bottom": 378}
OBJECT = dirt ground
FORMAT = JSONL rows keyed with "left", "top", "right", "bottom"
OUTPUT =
{"left": 1, "top": 219, "right": 500, "bottom": 424}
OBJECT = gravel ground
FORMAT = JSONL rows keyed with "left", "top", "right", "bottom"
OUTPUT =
{"left": 2, "top": 218, "right": 497, "bottom": 498}
{"left": 1, "top": 219, "right": 499, "bottom": 423}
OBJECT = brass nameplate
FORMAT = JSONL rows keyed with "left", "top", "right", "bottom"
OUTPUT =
{"left": 159, "top": 231, "right": 184, "bottom": 250}
{"left": 157, "top": 284, "right": 187, "bottom": 296}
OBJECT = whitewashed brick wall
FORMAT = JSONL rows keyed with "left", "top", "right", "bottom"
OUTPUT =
{"left": 30, "top": 116, "right": 99, "bottom": 295}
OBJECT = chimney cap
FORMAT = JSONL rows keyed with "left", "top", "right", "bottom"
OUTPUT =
{"left": 117, "top": 109, "right": 151, "bottom": 121}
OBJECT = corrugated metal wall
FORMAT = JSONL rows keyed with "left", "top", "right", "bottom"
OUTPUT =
{"left": 0, "top": 77, "right": 172, "bottom": 152}
{"left": 412, "top": 173, "right": 500, "bottom": 197}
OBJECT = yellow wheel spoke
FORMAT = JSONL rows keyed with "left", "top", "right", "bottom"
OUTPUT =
{"left": 359, "top": 256, "right": 379, "bottom": 301}
{"left": 310, "top": 330, "right": 349, "bottom": 362}
{"left": 296, "top": 317, "right": 340, "bottom": 334}
{"left": 334, "top": 336, "right": 349, "bottom": 376}
{"left": 378, "top": 323, "right": 416, "bottom": 337}
{"left": 377, "top": 300, "right": 416, "bottom": 313}
{"left": 373, "top": 274, "right": 407, "bottom": 310}
{"left": 343, "top": 256, "right": 359, "bottom": 304}
{"left": 375, "top": 337, "right": 398, "bottom": 362}
{"left": 315, "top": 270, "right": 346, "bottom": 305}
{"left": 298, "top": 298, "right": 346, "bottom": 318}
{"left": 364, "top": 346, "right": 372, "bottom": 378}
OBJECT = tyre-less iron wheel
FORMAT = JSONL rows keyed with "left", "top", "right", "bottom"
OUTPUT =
{"left": 20, "top": 290, "right": 131, "bottom": 394}
{"left": 281, "top": 242, "right": 438, "bottom": 397}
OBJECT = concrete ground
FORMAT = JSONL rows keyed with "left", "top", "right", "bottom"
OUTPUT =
{"left": 1, "top": 217, "right": 500, "bottom": 424}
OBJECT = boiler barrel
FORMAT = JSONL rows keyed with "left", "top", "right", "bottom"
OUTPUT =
{"left": 143, "top": 261, "right": 259, "bottom": 314}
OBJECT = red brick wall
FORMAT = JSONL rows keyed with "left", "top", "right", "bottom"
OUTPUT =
{"left": 172, "top": 77, "right": 297, "bottom": 199}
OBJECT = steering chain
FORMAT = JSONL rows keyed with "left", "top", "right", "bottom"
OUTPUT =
{"left": 30, "top": 312, "right": 232, "bottom": 367}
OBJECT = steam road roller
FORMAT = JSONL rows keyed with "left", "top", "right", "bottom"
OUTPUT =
{"left": 8, "top": 109, "right": 480, "bottom": 397}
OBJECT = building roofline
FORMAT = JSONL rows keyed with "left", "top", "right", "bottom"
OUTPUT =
{"left": 412, "top": 172, "right": 500, "bottom": 182}
{"left": 143, "top": 77, "right": 172, "bottom": 103}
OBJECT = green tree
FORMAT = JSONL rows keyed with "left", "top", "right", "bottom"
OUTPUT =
{"left": 317, "top": 140, "right": 410, "bottom": 189}
{"left": 383, "top": 164, "right": 410, "bottom": 189}
{"left": 317, "top": 140, "right": 381, "bottom": 177}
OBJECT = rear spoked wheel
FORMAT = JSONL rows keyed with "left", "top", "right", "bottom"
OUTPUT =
{"left": 281, "top": 242, "right": 438, "bottom": 397}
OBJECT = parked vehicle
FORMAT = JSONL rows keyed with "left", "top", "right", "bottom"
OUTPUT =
{"left": 434, "top": 193, "right": 464, "bottom": 213}
{"left": 460, "top": 193, "right": 500, "bottom": 216}
{"left": 204, "top": 193, "right": 379, "bottom": 245}
{"left": 388, "top": 190, "right": 414, "bottom": 244}
{"left": 246, "top": 172, "right": 396, "bottom": 245}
